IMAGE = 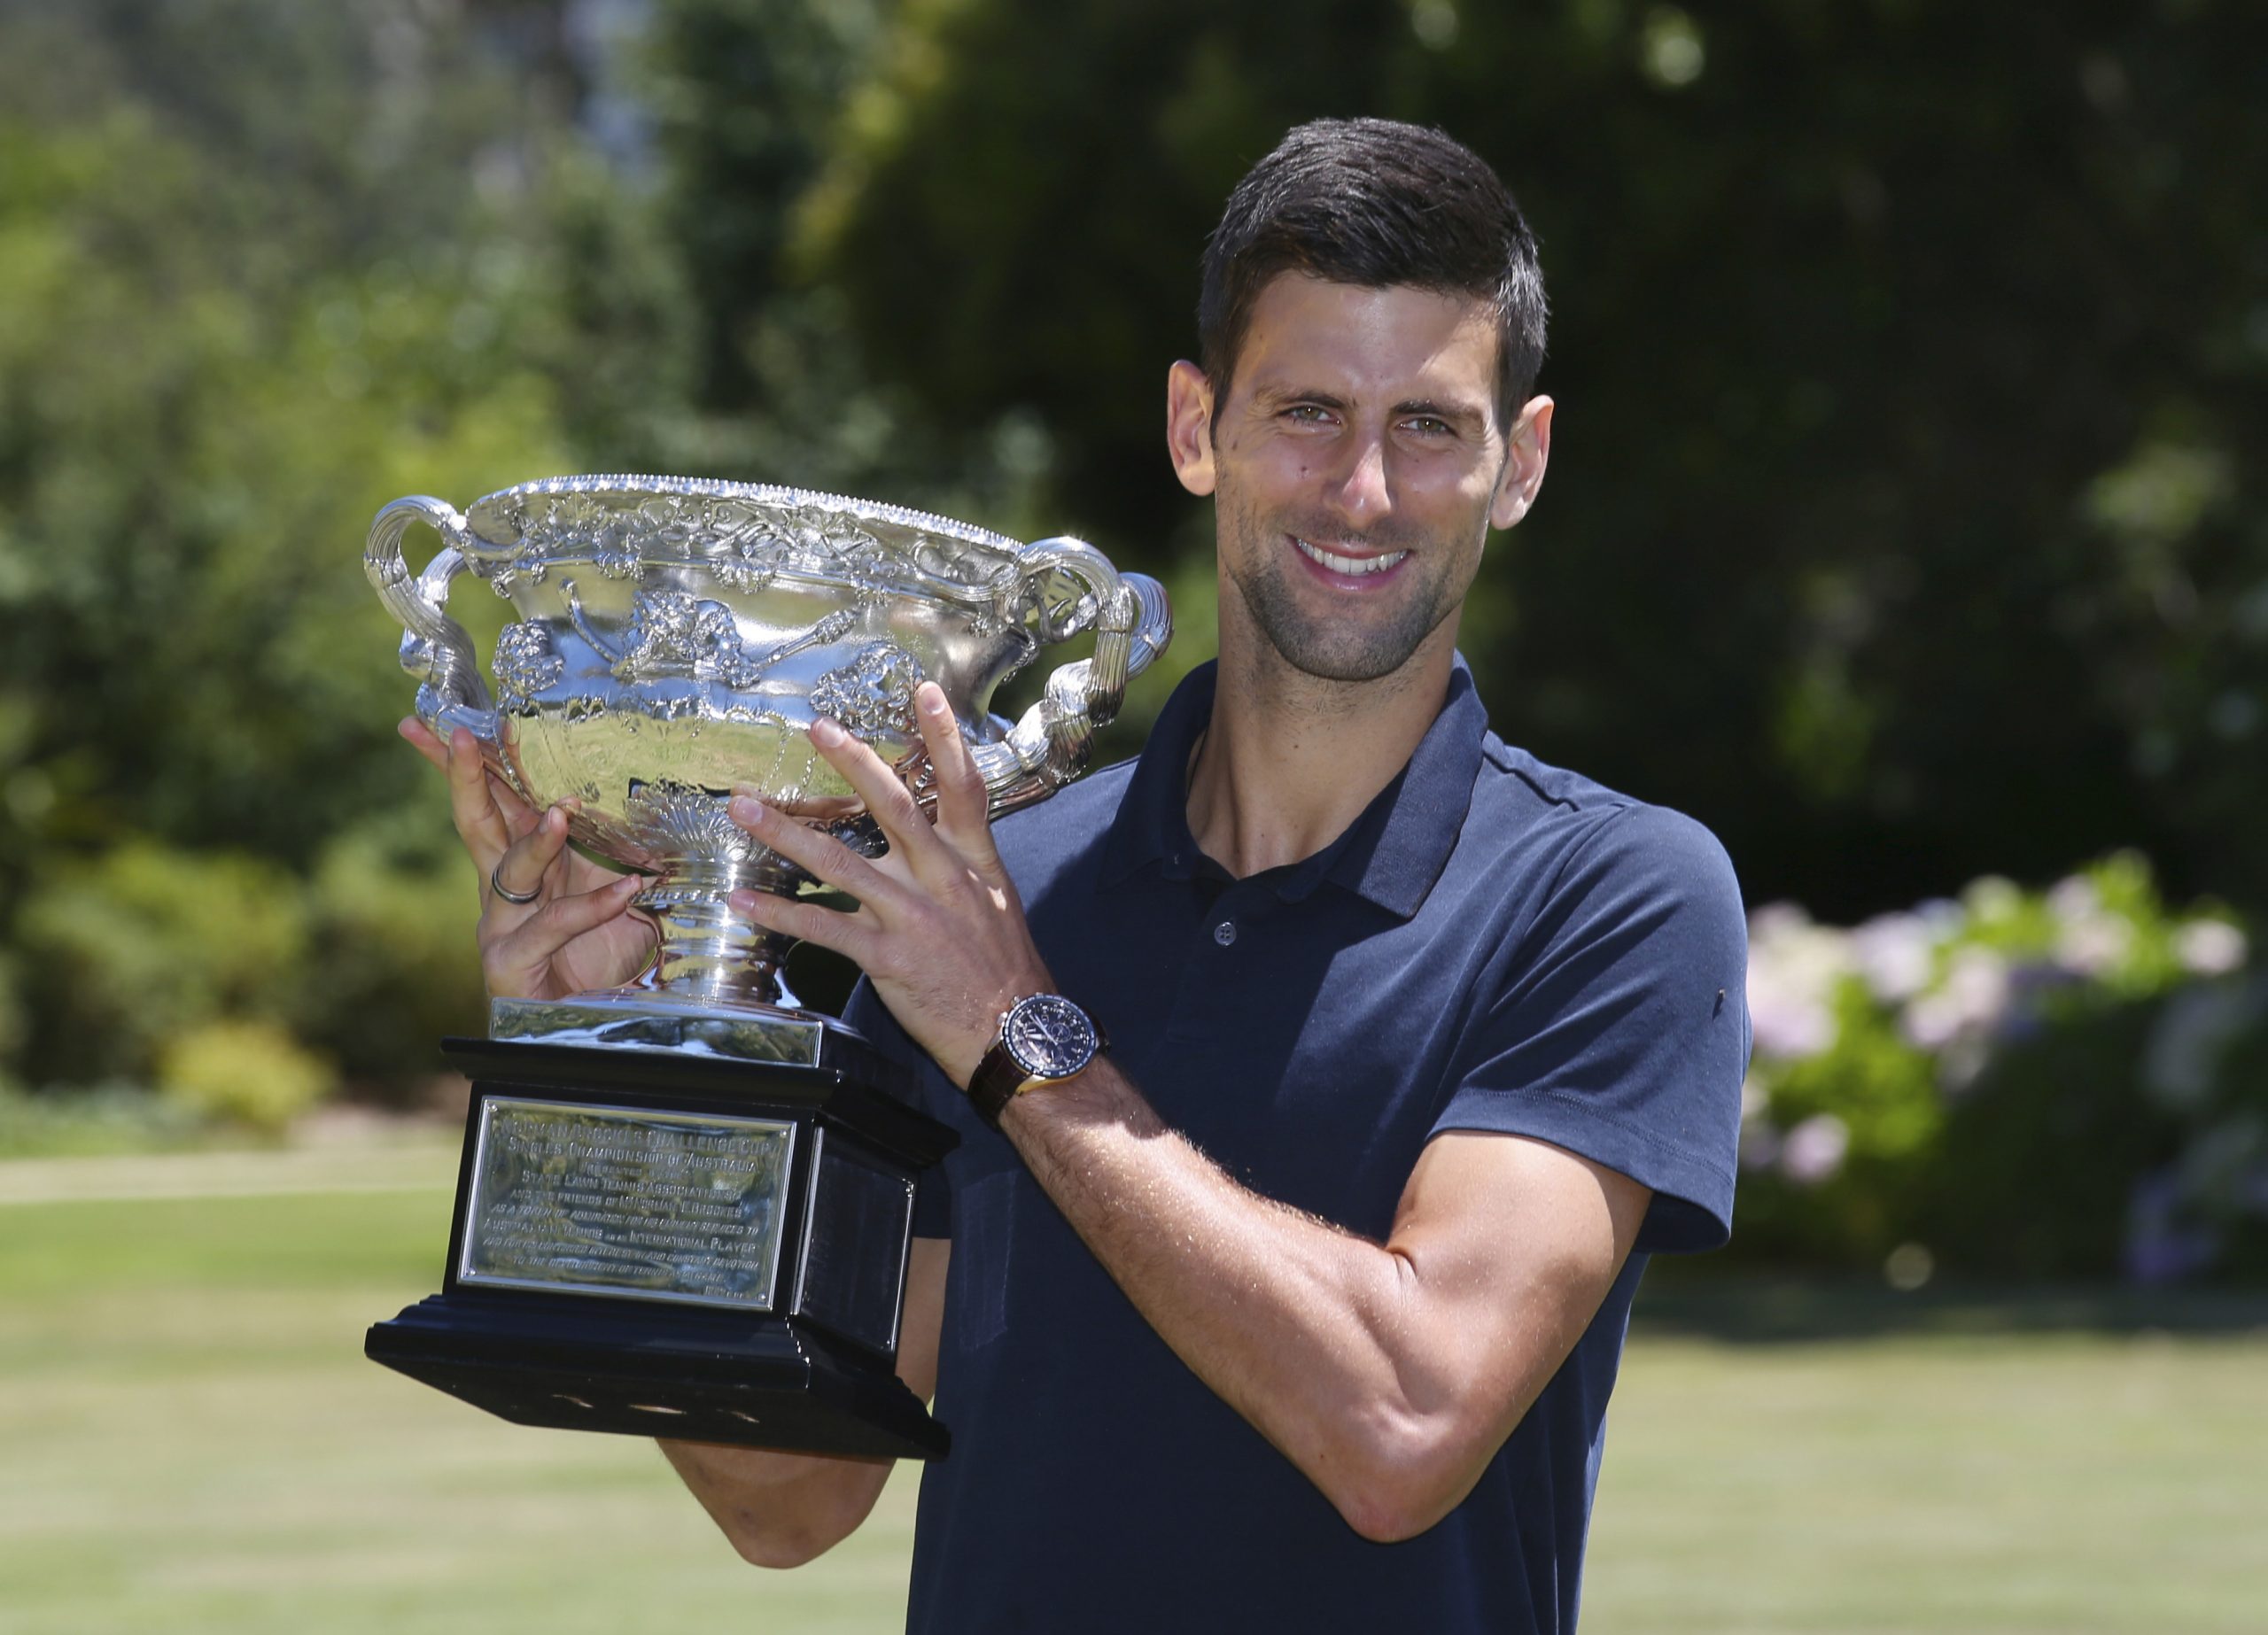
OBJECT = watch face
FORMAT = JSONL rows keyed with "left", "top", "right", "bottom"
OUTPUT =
{"left": 1003, "top": 995, "right": 1099, "bottom": 1081}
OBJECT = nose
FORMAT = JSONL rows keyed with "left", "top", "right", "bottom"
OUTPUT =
{"left": 1327, "top": 430, "right": 1393, "bottom": 526}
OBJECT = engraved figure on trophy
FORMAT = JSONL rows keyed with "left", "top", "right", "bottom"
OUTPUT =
{"left": 361, "top": 475, "right": 1170, "bottom": 1459}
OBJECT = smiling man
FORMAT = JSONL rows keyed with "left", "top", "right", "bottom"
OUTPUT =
{"left": 443, "top": 117, "right": 1750, "bottom": 1633}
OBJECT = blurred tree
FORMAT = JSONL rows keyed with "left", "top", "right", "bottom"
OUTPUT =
{"left": 7, "top": 0, "right": 2264, "bottom": 1112}
{"left": 0, "top": 0, "right": 1057, "bottom": 1094}
{"left": 0, "top": 0, "right": 685, "bottom": 1092}
{"left": 760, "top": 0, "right": 2268, "bottom": 916}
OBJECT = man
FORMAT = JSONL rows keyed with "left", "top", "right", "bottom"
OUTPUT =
{"left": 420, "top": 117, "right": 1748, "bottom": 1631}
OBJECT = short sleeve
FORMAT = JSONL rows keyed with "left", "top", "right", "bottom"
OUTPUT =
{"left": 1433, "top": 803, "right": 1750, "bottom": 1253}
{"left": 841, "top": 978, "right": 957, "bottom": 1240}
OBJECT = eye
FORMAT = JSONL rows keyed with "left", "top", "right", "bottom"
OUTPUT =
{"left": 1283, "top": 404, "right": 1335, "bottom": 426}
{"left": 1401, "top": 415, "right": 1456, "bottom": 438}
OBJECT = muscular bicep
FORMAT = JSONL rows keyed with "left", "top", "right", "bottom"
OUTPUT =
{"left": 1383, "top": 1131, "right": 1651, "bottom": 1467}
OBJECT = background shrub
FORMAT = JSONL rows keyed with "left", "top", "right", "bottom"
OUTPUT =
{"left": 156, "top": 1018, "right": 337, "bottom": 1135}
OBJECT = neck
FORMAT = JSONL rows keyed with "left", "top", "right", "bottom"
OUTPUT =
{"left": 1185, "top": 625, "right": 1456, "bottom": 879}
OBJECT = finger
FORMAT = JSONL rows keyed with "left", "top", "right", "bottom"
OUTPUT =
{"left": 487, "top": 802, "right": 575, "bottom": 910}
{"left": 727, "top": 793, "right": 911, "bottom": 911}
{"left": 807, "top": 717, "right": 955, "bottom": 885}
{"left": 485, "top": 873, "right": 645, "bottom": 994}
{"left": 443, "top": 727, "right": 517, "bottom": 869}
{"left": 727, "top": 887, "right": 874, "bottom": 966}
{"left": 400, "top": 717, "right": 450, "bottom": 773}
{"left": 913, "top": 683, "right": 1002, "bottom": 872}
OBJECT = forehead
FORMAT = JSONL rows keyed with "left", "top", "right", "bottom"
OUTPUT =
{"left": 1233, "top": 273, "right": 1499, "bottom": 409}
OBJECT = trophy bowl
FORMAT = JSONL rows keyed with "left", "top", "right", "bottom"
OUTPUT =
{"left": 367, "top": 474, "right": 1172, "bottom": 1062}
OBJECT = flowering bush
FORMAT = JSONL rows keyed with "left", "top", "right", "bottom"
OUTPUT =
{"left": 1737, "top": 854, "right": 2266, "bottom": 1282}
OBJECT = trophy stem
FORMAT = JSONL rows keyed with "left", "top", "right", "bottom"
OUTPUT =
{"left": 486, "top": 855, "right": 838, "bottom": 1064}
{"left": 630, "top": 857, "right": 805, "bottom": 1011}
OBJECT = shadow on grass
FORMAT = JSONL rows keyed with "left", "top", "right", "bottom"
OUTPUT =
{"left": 1632, "top": 1263, "right": 2268, "bottom": 1344}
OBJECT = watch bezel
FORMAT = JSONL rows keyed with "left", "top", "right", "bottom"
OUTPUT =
{"left": 1000, "top": 994, "right": 1099, "bottom": 1082}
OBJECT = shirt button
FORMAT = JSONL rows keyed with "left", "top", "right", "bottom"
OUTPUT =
{"left": 1213, "top": 920, "right": 1237, "bottom": 947}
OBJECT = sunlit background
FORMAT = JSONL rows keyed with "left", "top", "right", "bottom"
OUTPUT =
{"left": 1, "top": 3, "right": 2262, "bottom": 1631}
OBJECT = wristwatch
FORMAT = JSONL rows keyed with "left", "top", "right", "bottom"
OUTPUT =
{"left": 967, "top": 994, "right": 1107, "bottom": 1131}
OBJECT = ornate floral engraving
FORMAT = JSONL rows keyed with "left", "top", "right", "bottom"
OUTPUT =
{"left": 475, "top": 481, "right": 1015, "bottom": 601}
{"left": 706, "top": 515, "right": 793, "bottom": 592}
{"left": 625, "top": 779, "right": 751, "bottom": 863}
{"left": 593, "top": 533, "right": 646, "bottom": 582}
{"left": 493, "top": 621, "right": 566, "bottom": 709}
{"left": 810, "top": 641, "right": 927, "bottom": 738}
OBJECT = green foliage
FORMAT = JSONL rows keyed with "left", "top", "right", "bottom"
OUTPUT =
{"left": 5, "top": 0, "right": 2266, "bottom": 1205}
{"left": 15, "top": 841, "right": 315, "bottom": 1087}
{"left": 773, "top": 0, "right": 2268, "bottom": 918}
{"left": 0, "top": 4, "right": 691, "bottom": 1106}
{"left": 0, "top": 1082, "right": 204, "bottom": 1159}
{"left": 301, "top": 818, "right": 488, "bottom": 1092}
{"left": 156, "top": 1018, "right": 337, "bottom": 1135}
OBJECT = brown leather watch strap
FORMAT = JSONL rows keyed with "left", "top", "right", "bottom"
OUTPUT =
{"left": 966, "top": 1039, "right": 1029, "bottom": 1133}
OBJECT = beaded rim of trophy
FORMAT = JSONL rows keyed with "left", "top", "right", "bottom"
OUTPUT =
{"left": 367, "top": 474, "right": 1171, "bottom": 1063}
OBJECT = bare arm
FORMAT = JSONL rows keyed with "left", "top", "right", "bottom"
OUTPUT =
{"left": 727, "top": 686, "right": 1653, "bottom": 1542}
{"left": 998, "top": 1075, "right": 1646, "bottom": 1540}
{"left": 657, "top": 1236, "right": 948, "bottom": 1566}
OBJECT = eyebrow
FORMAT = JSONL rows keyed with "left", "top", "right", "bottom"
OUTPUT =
{"left": 1249, "top": 385, "right": 1349, "bottom": 413}
{"left": 1394, "top": 397, "right": 1487, "bottom": 430}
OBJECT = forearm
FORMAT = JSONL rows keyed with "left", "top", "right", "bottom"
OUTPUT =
{"left": 656, "top": 1441, "right": 894, "bottom": 1569}
{"left": 658, "top": 1238, "right": 946, "bottom": 1566}
{"left": 1000, "top": 1065, "right": 1585, "bottom": 1540}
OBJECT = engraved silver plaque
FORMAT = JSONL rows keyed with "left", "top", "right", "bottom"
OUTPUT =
{"left": 460, "top": 1098, "right": 796, "bottom": 1311}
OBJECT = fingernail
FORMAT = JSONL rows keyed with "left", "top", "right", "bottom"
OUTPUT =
{"left": 918, "top": 684, "right": 947, "bottom": 715}
{"left": 615, "top": 873, "right": 642, "bottom": 892}
{"left": 729, "top": 794, "right": 765, "bottom": 824}
{"left": 811, "top": 717, "right": 846, "bottom": 748}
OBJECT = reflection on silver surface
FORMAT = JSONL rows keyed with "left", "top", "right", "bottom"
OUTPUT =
{"left": 367, "top": 476, "right": 1170, "bottom": 1045}
{"left": 460, "top": 1097, "right": 796, "bottom": 1311}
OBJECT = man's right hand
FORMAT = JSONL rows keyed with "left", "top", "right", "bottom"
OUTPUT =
{"left": 400, "top": 718, "right": 656, "bottom": 1000}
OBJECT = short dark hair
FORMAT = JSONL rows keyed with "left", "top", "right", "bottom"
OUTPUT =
{"left": 1198, "top": 118, "right": 1547, "bottom": 430}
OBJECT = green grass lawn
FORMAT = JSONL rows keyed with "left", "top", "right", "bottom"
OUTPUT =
{"left": 1, "top": 1148, "right": 2263, "bottom": 1633}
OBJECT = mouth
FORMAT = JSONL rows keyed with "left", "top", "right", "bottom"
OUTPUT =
{"left": 1291, "top": 536, "right": 1410, "bottom": 578}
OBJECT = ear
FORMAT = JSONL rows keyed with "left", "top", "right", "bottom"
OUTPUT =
{"left": 1166, "top": 360, "right": 1217, "bottom": 497}
{"left": 1489, "top": 395, "right": 1554, "bottom": 531}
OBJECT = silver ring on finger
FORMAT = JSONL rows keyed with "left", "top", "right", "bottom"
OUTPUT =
{"left": 490, "top": 864, "right": 542, "bottom": 906}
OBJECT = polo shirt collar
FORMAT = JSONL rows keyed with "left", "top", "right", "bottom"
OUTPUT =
{"left": 1098, "top": 656, "right": 1487, "bottom": 919}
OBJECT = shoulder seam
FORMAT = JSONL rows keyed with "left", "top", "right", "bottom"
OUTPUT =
{"left": 1480, "top": 735, "right": 1640, "bottom": 818}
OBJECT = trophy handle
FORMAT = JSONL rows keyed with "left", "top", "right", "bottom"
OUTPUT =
{"left": 974, "top": 539, "right": 1173, "bottom": 816}
{"left": 365, "top": 495, "right": 501, "bottom": 747}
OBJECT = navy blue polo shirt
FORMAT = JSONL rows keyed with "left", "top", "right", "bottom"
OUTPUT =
{"left": 844, "top": 657, "right": 1749, "bottom": 1634}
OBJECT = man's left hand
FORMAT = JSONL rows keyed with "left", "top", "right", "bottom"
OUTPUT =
{"left": 726, "top": 682, "right": 1052, "bottom": 1086}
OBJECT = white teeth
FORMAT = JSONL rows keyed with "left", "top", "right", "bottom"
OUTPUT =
{"left": 1294, "top": 539, "right": 1407, "bottom": 577}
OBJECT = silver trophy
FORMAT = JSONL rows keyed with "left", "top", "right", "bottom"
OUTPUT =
{"left": 366, "top": 473, "right": 1170, "bottom": 1059}
{"left": 362, "top": 475, "right": 1169, "bottom": 1457}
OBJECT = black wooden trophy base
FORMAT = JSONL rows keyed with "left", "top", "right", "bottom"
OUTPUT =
{"left": 367, "top": 1034, "right": 957, "bottom": 1461}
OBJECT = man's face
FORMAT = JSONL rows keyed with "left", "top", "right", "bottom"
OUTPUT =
{"left": 1170, "top": 273, "right": 1549, "bottom": 686}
